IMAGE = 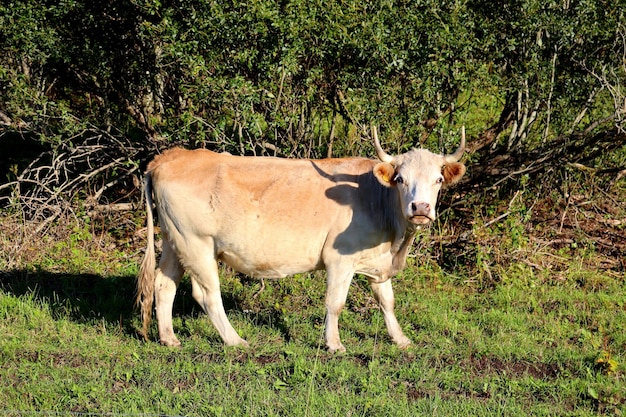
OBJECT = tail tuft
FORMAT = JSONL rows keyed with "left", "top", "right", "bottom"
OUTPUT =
{"left": 136, "top": 173, "right": 156, "bottom": 341}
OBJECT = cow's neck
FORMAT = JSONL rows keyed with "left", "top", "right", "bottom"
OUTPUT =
{"left": 359, "top": 167, "right": 418, "bottom": 277}
{"left": 379, "top": 182, "right": 417, "bottom": 277}
{"left": 389, "top": 223, "right": 417, "bottom": 277}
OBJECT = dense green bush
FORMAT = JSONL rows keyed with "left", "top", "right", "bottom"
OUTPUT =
{"left": 0, "top": 0, "right": 624, "bottom": 216}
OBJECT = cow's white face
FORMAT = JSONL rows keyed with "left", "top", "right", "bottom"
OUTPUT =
{"left": 373, "top": 149, "right": 466, "bottom": 225}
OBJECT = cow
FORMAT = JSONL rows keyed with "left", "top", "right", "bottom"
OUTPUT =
{"left": 136, "top": 127, "right": 466, "bottom": 352}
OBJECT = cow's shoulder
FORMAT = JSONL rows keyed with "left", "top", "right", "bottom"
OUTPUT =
{"left": 314, "top": 157, "right": 376, "bottom": 177}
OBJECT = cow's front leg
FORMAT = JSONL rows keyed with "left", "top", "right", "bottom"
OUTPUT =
{"left": 370, "top": 278, "right": 411, "bottom": 348}
{"left": 324, "top": 267, "right": 354, "bottom": 353}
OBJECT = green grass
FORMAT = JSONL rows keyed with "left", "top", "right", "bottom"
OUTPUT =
{"left": 1, "top": 175, "right": 625, "bottom": 416}
{"left": 0, "top": 254, "right": 624, "bottom": 416}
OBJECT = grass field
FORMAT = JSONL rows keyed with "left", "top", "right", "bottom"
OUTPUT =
{"left": 0, "top": 174, "right": 625, "bottom": 416}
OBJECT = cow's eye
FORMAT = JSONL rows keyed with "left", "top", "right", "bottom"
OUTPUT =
{"left": 394, "top": 175, "right": 404, "bottom": 184}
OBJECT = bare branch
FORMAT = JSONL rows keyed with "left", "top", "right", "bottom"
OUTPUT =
{"left": 6, "top": 124, "right": 145, "bottom": 225}
{"left": 87, "top": 202, "right": 140, "bottom": 216}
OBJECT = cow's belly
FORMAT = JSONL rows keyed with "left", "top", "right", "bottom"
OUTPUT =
{"left": 219, "top": 251, "right": 321, "bottom": 278}
{"left": 216, "top": 233, "right": 326, "bottom": 279}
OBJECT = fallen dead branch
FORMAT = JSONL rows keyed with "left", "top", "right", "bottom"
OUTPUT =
{"left": 1, "top": 126, "right": 146, "bottom": 232}
{"left": 88, "top": 202, "right": 141, "bottom": 215}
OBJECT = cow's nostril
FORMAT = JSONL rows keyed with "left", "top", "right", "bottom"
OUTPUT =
{"left": 412, "top": 202, "right": 431, "bottom": 214}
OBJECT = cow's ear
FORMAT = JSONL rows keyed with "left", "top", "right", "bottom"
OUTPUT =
{"left": 443, "top": 162, "right": 466, "bottom": 185}
{"left": 374, "top": 162, "right": 396, "bottom": 187}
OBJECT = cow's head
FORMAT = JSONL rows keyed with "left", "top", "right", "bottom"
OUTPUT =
{"left": 373, "top": 126, "right": 466, "bottom": 225}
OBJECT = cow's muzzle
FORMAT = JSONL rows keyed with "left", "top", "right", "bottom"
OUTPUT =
{"left": 409, "top": 202, "right": 434, "bottom": 224}
{"left": 409, "top": 215, "right": 433, "bottom": 225}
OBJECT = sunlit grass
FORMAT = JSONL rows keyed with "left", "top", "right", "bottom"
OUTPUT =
{"left": 1, "top": 172, "right": 625, "bottom": 415}
{"left": 1, "top": 245, "right": 624, "bottom": 416}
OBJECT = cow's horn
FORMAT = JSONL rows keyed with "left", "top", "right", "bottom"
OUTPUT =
{"left": 445, "top": 126, "right": 466, "bottom": 163}
{"left": 372, "top": 125, "right": 395, "bottom": 164}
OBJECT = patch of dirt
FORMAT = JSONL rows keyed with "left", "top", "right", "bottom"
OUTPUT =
{"left": 14, "top": 350, "right": 92, "bottom": 369}
{"left": 401, "top": 355, "right": 567, "bottom": 404}
{"left": 404, "top": 383, "right": 491, "bottom": 403}
{"left": 465, "top": 355, "right": 561, "bottom": 379}
{"left": 531, "top": 191, "right": 626, "bottom": 258}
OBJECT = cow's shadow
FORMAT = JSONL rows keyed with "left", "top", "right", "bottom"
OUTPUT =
{"left": 0, "top": 268, "right": 290, "bottom": 343}
{"left": 0, "top": 268, "right": 143, "bottom": 338}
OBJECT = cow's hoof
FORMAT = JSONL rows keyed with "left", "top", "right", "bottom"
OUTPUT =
{"left": 327, "top": 343, "right": 346, "bottom": 354}
{"left": 225, "top": 337, "right": 249, "bottom": 348}
{"left": 396, "top": 338, "right": 412, "bottom": 349}
{"left": 234, "top": 339, "right": 250, "bottom": 348}
{"left": 160, "top": 337, "right": 182, "bottom": 347}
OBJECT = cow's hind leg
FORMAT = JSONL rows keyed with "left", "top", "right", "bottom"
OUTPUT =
{"left": 370, "top": 279, "right": 411, "bottom": 348}
{"left": 155, "top": 240, "right": 185, "bottom": 347}
{"left": 186, "top": 247, "right": 248, "bottom": 347}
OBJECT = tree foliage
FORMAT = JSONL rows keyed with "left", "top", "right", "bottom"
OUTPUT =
{"left": 0, "top": 0, "right": 624, "bottom": 221}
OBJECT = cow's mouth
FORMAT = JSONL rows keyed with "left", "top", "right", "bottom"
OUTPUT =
{"left": 409, "top": 215, "right": 432, "bottom": 225}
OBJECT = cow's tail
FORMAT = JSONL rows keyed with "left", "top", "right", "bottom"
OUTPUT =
{"left": 136, "top": 172, "right": 156, "bottom": 341}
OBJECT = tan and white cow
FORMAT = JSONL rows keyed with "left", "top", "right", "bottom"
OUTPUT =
{"left": 137, "top": 127, "right": 466, "bottom": 352}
